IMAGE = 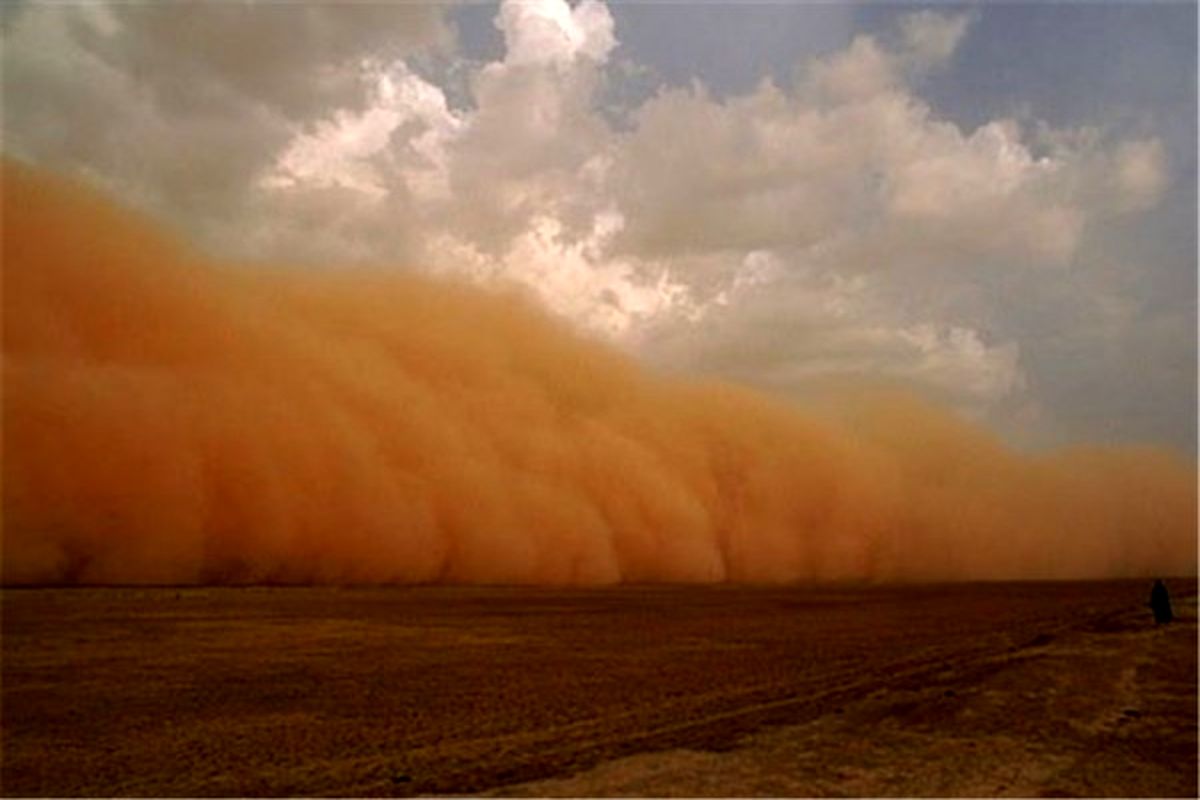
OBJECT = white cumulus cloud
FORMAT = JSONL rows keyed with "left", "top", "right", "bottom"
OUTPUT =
{"left": 1, "top": 1, "right": 1182, "bottom": 446}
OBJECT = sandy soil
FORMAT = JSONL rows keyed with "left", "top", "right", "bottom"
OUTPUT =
{"left": 499, "top": 586, "right": 1199, "bottom": 798}
{"left": 1, "top": 580, "right": 1195, "bottom": 797}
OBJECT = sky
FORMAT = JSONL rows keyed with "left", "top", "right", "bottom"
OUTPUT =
{"left": 2, "top": 0, "right": 1196, "bottom": 457}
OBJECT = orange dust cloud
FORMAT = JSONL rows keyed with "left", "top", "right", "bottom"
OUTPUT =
{"left": 2, "top": 160, "right": 1195, "bottom": 584}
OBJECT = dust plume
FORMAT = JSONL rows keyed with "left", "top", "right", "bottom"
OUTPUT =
{"left": 2, "top": 161, "right": 1195, "bottom": 584}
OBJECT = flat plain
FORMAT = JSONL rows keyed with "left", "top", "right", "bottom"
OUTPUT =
{"left": 1, "top": 579, "right": 1196, "bottom": 797}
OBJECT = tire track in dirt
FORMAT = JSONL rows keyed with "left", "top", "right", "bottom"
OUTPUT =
{"left": 4, "top": 581, "right": 1191, "bottom": 797}
{"left": 378, "top": 614, "right": 1137, "bottom": 796}
{"left": 490, "top": 593, "right": 1197, "bottom": 798}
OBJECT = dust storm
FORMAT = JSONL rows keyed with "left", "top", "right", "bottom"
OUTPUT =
{"left": 2, "top": 160, "right": 1195, "bottom": 585}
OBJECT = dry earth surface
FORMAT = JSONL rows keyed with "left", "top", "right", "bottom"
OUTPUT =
{"left": 1, "top": 579, "right": 1195, "bottom": 797}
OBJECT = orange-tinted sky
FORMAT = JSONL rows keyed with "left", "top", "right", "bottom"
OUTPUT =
{"left": 2, "top": 161, "right": 1194, "bottom": 584}
{"left": 1, "top": 2, "right": 1196, "bottom": 584}
{"left": 2, "top": 0, "right": 1195, "bottom": 454}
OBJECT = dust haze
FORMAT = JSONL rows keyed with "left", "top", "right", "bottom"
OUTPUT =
{"left": 2, "top": 161, "right": 1195, "bottom": 585}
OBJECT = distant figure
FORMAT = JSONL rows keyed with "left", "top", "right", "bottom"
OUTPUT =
{"left": 1149, "top": 579, "right": 1173, "bottom": 624}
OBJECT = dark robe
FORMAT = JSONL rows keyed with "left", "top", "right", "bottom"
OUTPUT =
{"left": 1150, "top": 579, "right": 1173, "bottom": 624}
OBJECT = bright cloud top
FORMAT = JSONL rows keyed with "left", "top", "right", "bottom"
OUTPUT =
{"left": 1, "top": 0, "right": 1189, "bottom": 451}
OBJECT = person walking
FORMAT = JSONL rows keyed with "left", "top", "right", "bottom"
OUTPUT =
{"left": 1149, "top": 579, "right": 1173, "bottom": 624}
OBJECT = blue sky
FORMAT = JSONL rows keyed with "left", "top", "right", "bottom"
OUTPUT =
{"left": 3, "top": 0, "right": 1196, "bottom": 454}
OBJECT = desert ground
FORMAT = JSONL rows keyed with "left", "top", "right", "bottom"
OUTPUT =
{"left": 1, "top": 579, "right": 1195, "bottom": 797}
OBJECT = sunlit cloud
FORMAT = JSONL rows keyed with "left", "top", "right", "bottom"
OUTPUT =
{"left": 1, "top": 0, "right": 1190, "bottom": 452}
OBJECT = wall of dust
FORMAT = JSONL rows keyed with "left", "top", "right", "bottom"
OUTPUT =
{"left": 2, "top": 161, "right": 1196, "bottom": 584}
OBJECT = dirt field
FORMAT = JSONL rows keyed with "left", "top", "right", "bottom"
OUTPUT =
{"left": 2, "top": 580, "right": 1195, "bottom": 797}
